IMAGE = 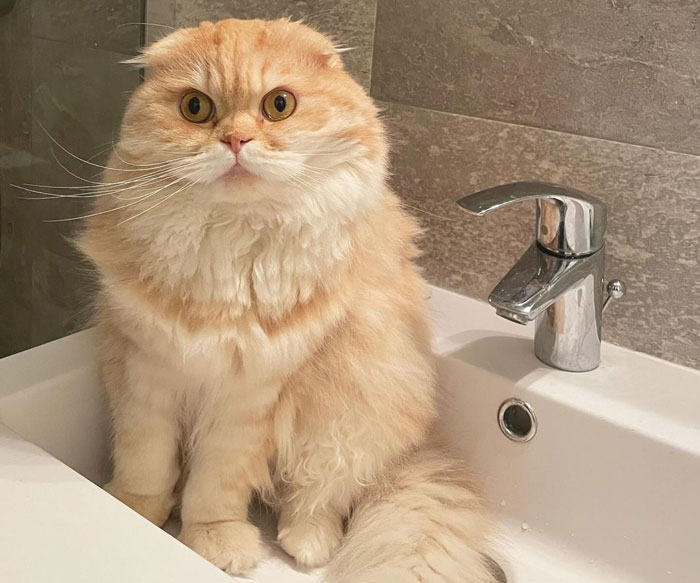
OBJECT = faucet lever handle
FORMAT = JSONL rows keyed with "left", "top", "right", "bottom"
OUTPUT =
{"left": 457, "top": 181, "right": 607, "bottom": 257}
{"left": 603, "top": 279, "right": 626, "bottom": 312}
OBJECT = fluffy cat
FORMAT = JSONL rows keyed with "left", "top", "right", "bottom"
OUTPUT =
{"left": 79, "top": 18, "right": 496, "bottom": 582}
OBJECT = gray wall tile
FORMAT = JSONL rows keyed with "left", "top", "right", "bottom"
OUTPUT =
{"left": 1, "top": 0, "right": 35, "bottom": 358}
{"left": 28, "top": 38, "right": 138, "bottom": 264}
{"left": 174, "top": 0, "right": 377, "bottom": 89}
{"left": 382, "top": 101, "right": 700, "bottom": 370}
{"left": 0, "top": 0, "right": 32, "bottom": 151}
{"left": 372, "top": 0, "right": 700, "bottom": 155}
{"left": 23, "top": 39, "right": 139, "bottom": 349}
{"left": 145, "top": 0, "right": 177, "bottom": 44}
{"left": 1, "top": 10, "right": 140, "bottom": 356}
{"left": 30, "top": 0, "right": 143, "bottom": 53}
{"left": 30, "top": 247, "right": 95, "bottom": 347}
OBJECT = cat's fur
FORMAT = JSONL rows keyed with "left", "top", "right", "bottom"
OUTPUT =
{"left": 79, "top": 18, "right": 495, "bottom": 582}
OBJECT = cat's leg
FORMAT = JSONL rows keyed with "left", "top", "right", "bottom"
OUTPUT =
{"left": 277, "top": 502, "right": 345, "bottom": 568}
{"left": 178, "top": 383, "right": 277, "bottom": 575}
{"left": 102, "top": 348, "right": 181, "bottom": 527}
{"left": 275, "top": 403, "right": 383, "bottom": 569}
{"left": 275, "top": 355, "right": 435, "bottom": 569}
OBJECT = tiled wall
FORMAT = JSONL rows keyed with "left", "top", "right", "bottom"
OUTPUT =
{"left": 370, "top": 0, "right": 700, "bottom": 370}
{"left": 0, "top": 0, "right": 141, "bottom": 357}
{"left": 151, "top": 0, "right": 698, "bottom": 369}
{"left": 148, "top": 1, "right": 377, "bottom": 89}
{"left": 3, "top": 1, "right": 697, "bottom": 369}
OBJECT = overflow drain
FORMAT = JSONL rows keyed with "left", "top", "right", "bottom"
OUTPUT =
{"left": 498, "top": 398, "right": 537, "bottom": 443}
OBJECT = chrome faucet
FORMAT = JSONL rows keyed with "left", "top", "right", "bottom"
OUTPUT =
{"left": 457, "top": 181, "right": 624, "bottom": 372}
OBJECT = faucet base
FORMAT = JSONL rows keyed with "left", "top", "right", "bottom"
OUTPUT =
{"left": 533, "top": 263, "right": 605, "bottom": 372}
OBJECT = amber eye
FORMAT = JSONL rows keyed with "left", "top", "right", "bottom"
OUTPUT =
{"left": 262, "top": 89, "right": 296, "bottom": 121}
{"left": 180, "top": 91, "right": 214, "bottom": 123}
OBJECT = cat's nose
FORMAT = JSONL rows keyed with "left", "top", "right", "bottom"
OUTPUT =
{"left": 222, "top": 134, "right": 253, "bottom": 155}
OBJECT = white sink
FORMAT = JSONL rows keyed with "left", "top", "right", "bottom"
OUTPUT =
{"left": 1, "top": 286, "right": 698, "bottom": 583}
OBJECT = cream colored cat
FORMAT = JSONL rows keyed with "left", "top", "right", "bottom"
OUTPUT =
{"left": 79, "top": 18, "right": 495, "bottom": 582}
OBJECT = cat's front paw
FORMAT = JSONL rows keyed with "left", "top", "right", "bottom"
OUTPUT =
{"left": 278, "top": 513, "right": 343, "bottom": 568}
{"left": 179, "top": 520, "right": 262, "bottom": 575}
{"left": 104, "top": 481, "right": 175, "bottom": 526}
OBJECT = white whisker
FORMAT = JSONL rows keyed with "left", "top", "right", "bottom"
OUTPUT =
{"left": 13, "top": 166, "right": 189, "bottom": 200}
{"left": 35, "top": 118, "right": 184, "bottom": 173}
{"left": 16, "top": 157, "right": 203, "bottom": 200}
{"left": 400, "top": 202, "right": 457, "bottom": 222}
{"left": 44, "top": 176, "right": 188, "bottom": 222}
{"left": 116, "top": 181, "right": 194, "bottom": 226}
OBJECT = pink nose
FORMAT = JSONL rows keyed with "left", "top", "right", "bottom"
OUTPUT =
{"left": 223, "top": 135, "right": 253, "bottom": 155}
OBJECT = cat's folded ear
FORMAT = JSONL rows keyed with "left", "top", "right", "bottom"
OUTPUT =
{"left": 320, "top": 45, "right": 354, "bottom": 70}
{"left": 121, "top": 28, "right": 193, "bottom": 69}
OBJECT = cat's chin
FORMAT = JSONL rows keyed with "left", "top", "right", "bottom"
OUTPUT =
{"left": 206, "top": 176, "right": 276, "bottom": 206}
{"left": 223, "top": 164, "right": 254, "bottom": 180}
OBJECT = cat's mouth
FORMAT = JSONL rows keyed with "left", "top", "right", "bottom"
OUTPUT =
{"left": 224, "top": 162, "right": 253, "bottom": 180}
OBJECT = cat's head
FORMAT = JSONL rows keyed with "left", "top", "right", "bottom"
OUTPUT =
{"left": 117, "top": 19, "right": 386, "bottom": 213}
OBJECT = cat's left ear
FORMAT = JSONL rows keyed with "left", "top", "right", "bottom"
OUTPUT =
{"left": 122, "top": 28, "right": 193, "bottom": 69}
{"left": 320, "top": 46, "right": 353, "bottom": 70}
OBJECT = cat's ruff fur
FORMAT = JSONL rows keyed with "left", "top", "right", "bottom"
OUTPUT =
{"left": 79, "top": 18, "right": 495, "bottom": 582}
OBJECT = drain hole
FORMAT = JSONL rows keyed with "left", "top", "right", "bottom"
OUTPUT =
{"left": 503, "top": 404, "right": 531, "bottom": 437}
{"left": 498, "top": 398, "right": 537, "bottom": 443}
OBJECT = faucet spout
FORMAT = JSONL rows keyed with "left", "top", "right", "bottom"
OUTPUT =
{"left": 488, "top": 243, "right": 606, "bottom": 371}
{"left": 488, "top": 243, "right": 599, "bottom": 322}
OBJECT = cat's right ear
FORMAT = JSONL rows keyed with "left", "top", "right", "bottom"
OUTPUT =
{"left": 122, "top": 28, "right": 191, "bottom": 70}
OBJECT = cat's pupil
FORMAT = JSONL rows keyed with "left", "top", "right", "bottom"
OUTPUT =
{"left": 274, "top": 95, "right": 286, "bottom": 112}
{"left": 188, "top": 97, "right": 201, "bottom": 115}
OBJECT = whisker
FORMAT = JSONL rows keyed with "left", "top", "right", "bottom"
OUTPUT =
{"left": 110, "top": 143, "right": 191, "bottom": 168}
{"left": 34, "top": 118, "right": 182, "bottom": 173}
{"left": 44, "top": 176, "right": 188, "bottom": 222}
{"left": 84, "top": 143, "right": 116, "bottom": 164}
{"left": 289, "top": 171, "right": 322, "bottom": 192}
{"left": 17, "top": 156, "right": 202, "bottom": 198}
{"left": 14, "top": 168, "right": 183, "bottom": 200}
{"left": 118, "top": 22, "right": 177, "bottom": 30}
{"left": 13, "top": 163, "right": 195, "bottom": 200}
{"left": 400, "top": 202, "right": 457, "bottom": 222}
{"left": 116, "top": 182, "right": 194, "bottom": 226}
{"left": 299, "top": 164, "right": 325, "bottom": 175}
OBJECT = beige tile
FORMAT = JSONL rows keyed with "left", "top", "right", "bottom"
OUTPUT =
{"left": 381, "top": 101, "right": 700, "bottom": 370}
{"left": 175, "top": 0, "right": 377, "bottom": 88}
{"left": 372, "top": 0, "right": 700, "bottom": 155}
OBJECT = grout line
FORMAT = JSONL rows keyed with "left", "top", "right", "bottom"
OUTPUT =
{"left": 367, "top": 0, "right": 380, "bottom": 95}
{"left": 374, "top": 98, "right": 700, "bottom": 161}
{"left": 140, "top": 0, "right": 147, "bottom": 49}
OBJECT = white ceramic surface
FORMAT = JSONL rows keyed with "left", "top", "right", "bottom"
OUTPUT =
{"left": 1, "top": 286, "right": 698, "bottom": 582}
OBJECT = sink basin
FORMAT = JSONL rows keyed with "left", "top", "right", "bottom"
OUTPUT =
{"left": 1, "top": 285, "right": 698, "bottom": 582}
{"left": 432, "top": 288, "right": 700, "bottom": 583}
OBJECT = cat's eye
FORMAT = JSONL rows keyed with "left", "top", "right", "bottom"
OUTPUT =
{"left": 180, "top": 91, "right": 214, "bottom": 123}
{"left": 262, "top": 89, "right": 296, "bottom": 122}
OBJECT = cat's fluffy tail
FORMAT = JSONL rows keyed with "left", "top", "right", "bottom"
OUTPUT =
{"left": 325, "top": 446, "right": 500, "bottom": 583}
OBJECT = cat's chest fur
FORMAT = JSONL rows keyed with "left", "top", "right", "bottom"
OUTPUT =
{"left": 109, "top": 207, "right": 352, "bottom": 385}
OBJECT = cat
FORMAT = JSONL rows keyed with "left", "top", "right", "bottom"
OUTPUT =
{"left": 79, "top": 18, "right": 496, "bottom": 583}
